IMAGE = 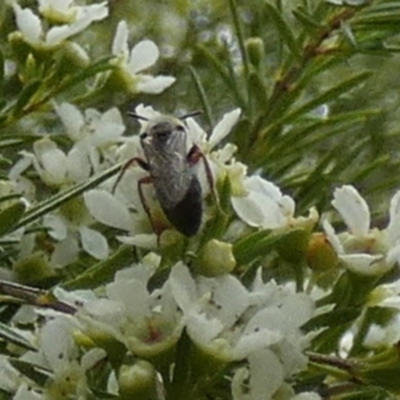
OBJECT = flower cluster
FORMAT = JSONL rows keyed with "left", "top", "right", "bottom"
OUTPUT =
{"left": 11, "top": 0, "right": 109, "bottom": 49}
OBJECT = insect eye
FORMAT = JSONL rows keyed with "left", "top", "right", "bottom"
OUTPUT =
{"left": 140, "top": 132, "right": 148, "bottom": 140}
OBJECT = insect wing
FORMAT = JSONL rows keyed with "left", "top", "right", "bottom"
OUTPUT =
{"left": 141, "top": 124, "right": 194, "bottom": 209}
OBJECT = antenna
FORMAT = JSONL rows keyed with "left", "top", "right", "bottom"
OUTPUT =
{"left": 180, "top": 111, "right": 202, "bottom": 120}
{"left": 127, "top": 111, "right": 149, "bottom": 122}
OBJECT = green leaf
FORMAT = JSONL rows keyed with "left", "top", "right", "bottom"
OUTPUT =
{"left": 277, "top": 71, "right": 371, "bottom": 126}
{"left": 9, "top": 358, "right": 50, "bottom": 386}
{"left": 196, "top": 45, "right": 246, "bottom": 109}
{"left": 62, "top": 245, "right": 134, "bottom": 290}
{"left": 233, "top": 229, "right": 283, "bottom": 265}
{"left": 11, "top": 80, "right": 41, "bottom": 118}
{"left": 0, "top": 321, "right": 36, "bottom": 351}
{"left": 0, "top": 200, "right": 26, "bottom": 237}
{"left": 248, "top": 71, "right": 268, "bottom": 109}
{"left": 264, "top": 3, "right": 302, "bottom": 60}
{"left": 189, "top": 66, "right": 214, "bottom": 127}
{"left": 293, "top": 8, "right": 323, "bottom": 31}
{"left": 302, "top": 308, "right": 361, "bottom": 332}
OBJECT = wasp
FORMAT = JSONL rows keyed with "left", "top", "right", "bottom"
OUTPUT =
{"left": 112, "top": 112, "right": 215, "bottom": 238}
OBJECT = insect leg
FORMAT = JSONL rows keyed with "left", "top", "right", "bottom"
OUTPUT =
{"left": 187, "top": 145, "right": 218, "bottom": 205}
{"left": 112, "top": 157, "right": 149, "bottom": 194}
{"left": 138, "top": 176, "right": 163, "bottom": 244}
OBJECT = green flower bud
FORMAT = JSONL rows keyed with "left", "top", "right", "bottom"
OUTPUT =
{"left": 13, "top": 252, "right": 55, "bottom": 285}
{"left": 246, "top": 37, "right": 265, "bottom": 67}
{"left": 275, "top": 228, "right": 311, "bottom": 264}
{"left": 195, "top": 239, "right": 236, "bottom": 277}
{"left": 63, "top": 42, "right": 90, "bottom": 69}
{"left": 118, "top": 361, "right": 158, "bottom": 400}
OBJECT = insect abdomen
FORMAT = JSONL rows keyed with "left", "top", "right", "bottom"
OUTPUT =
{"left": 161, "top": 176, "right": 202, "bottom": 236}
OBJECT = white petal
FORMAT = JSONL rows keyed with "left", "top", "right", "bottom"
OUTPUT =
{"left": 43, "top": 214, "right": 68, "bottom": 240}
{"left": 245, "top": 175, "right": 282, "bottom": 200}
{"left": 13, "top": 5, "right": 43, "bottom": 44}
{"left": 84, "top": 189, "right": 132, "bottom": 231}
{"left": 106, "top": 278, "right": 150, "bottom": 318}
{"left": 340, "top": 253, "right": 387, "bottom": 276}
{"left": 8, "top": 155, "right": 32, "bottom": 181}
{"left": 186, "top": 117, "right": 208, "bottom": 145}
{"left": 170, "top": 262, "right": 197, "bottom": 313}
{"left": 292, "top": 393, "right": 322, "bottom": 400}
{"left": 112, "top": 20, "right": 129, "bottom": 57}
{"left": 33, "top": 139, "right": 67, "bottom": 185}
{"left": 40, "top": 317, "right": 75, "bottom": 371}
{"left": 231, "top": 177, "right": 292, "bottom": 229}
{"left": 81, "top": 348, "right": 106, "bottom": 371}
{"left": 129, "top": 40, "right": 159, "bottom": 73}
{"left": 386, "top": 243, "right": 400, "bottom": 268}
{"left": 117, "top": 234, "right": 158, "bottom": 249}
{"left": 55, "top": 102, "right": 84, "bottom": 142}
{"left": 80, "top": 2, "right": 109, "bottom": 22}
{"left": 136, "top": 75, "right": 176, "bottom": 94}
{"left": 53, "top": 286, "right": 97, "bottom": 305}
{"left": 322, "top": 219, "right": 344, "bottom": 254}
{"left": 209, "top": 108, "right": 241, "bottom": 150}
{"left": 387, "top": 190, "right": 400, "bottom": 245}
{"left": 332, "top": 185, "right": 370, "bottom": 236}
{"left": 134, "top": 104, "right": 161, "bottom": 126}
{"left": 185, "top": 310, "right": 224, "bottom": 345}
{"left": 66, "top": 146, "right": 91, "bottom": 182}
{"left": 51, "top": 237, "right": 79, "bottom": 268}
{"left": 14, "top": 384, "right": 43, "bottom": 400}
{"left": 46, "top": 24, "right": 77, "bottom": 46}
{"left": 89, "top": 109, "right": 125, "bottom": 145}
{"left": 79, "top": 226, "right": 109, "bottom": 260}
{"left": 38, "top": 0, "right": 74, "bottom": 15}
{"left": 249, "top": 349, "right": 284, "bottom": 400}
{"left": 231, "top": 367, "right": 250, "bottom": 400}
{"left": 198, "top": 274, "right": 249, "bottom": 328}
{"left": 84, "top": 298, "right": 126, "bottom": 328}
{"left": 234, "top": 327, "right": 281, "bottom": 359}
{"left": 232, "top": 193, "right": 276, "bottom": 228}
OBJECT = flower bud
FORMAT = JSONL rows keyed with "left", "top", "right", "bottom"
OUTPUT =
{"left": 275, "top": 228, "right": 311, "bottom": 264}
{"left": 307, "top": 232, "right": 339, "bottom": 272}
{"left": 118, "top": 361, "right": 158, "bottom": 400}
{"left": 246, "top": 37, "right": 265, "bottom": 67}
{"left": 195, "top": 239, "right": 236, "bottom": 276}
{"left": 63, "top": 42, "right": 90, "bottom": 68}
{"left": 13, "top": 252, "right": 55, "bottom": 285}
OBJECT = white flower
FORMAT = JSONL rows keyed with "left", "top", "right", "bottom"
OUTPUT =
{"left": 363, "top": 317, "right": 400, "bottom": 349}
{"left": 54, "top": 103, "right": 126, "bottom": 171}
{"left": 111, "top": 21, "right": 175, "bottom": 94}
{"left": 362, "top": 279, "right": 400, "bottom": 347}
{"left": 185, "top": 108, "right": 241, "bottom": 153}
{"left": 21, "top": 315, "right": 106, "bottom": 399}
{"left": 78, "top": 254, "right": 184, "bottom": 357}
{"left": 232, "top": 175, "right": 318, "bottom": 230}
{"left": 13, "top": 137, "right": 109, "bottom": 263}
{"left": 323, "top": 185, "right": 400, "bottom": 275}
{"left": 170, "top": 263, "right": 314, "bottom": 361}
{"left": 12, "top": 1, "right": 108, "bottom": 49}
{"left": 24, "top": 137, "right": 91, "bottom": 187}
{"left": 84, "top": 187, "right": 157, "bottom": 249}
{"left": 170, "top": 264, "right": 314, "bottom": 399}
